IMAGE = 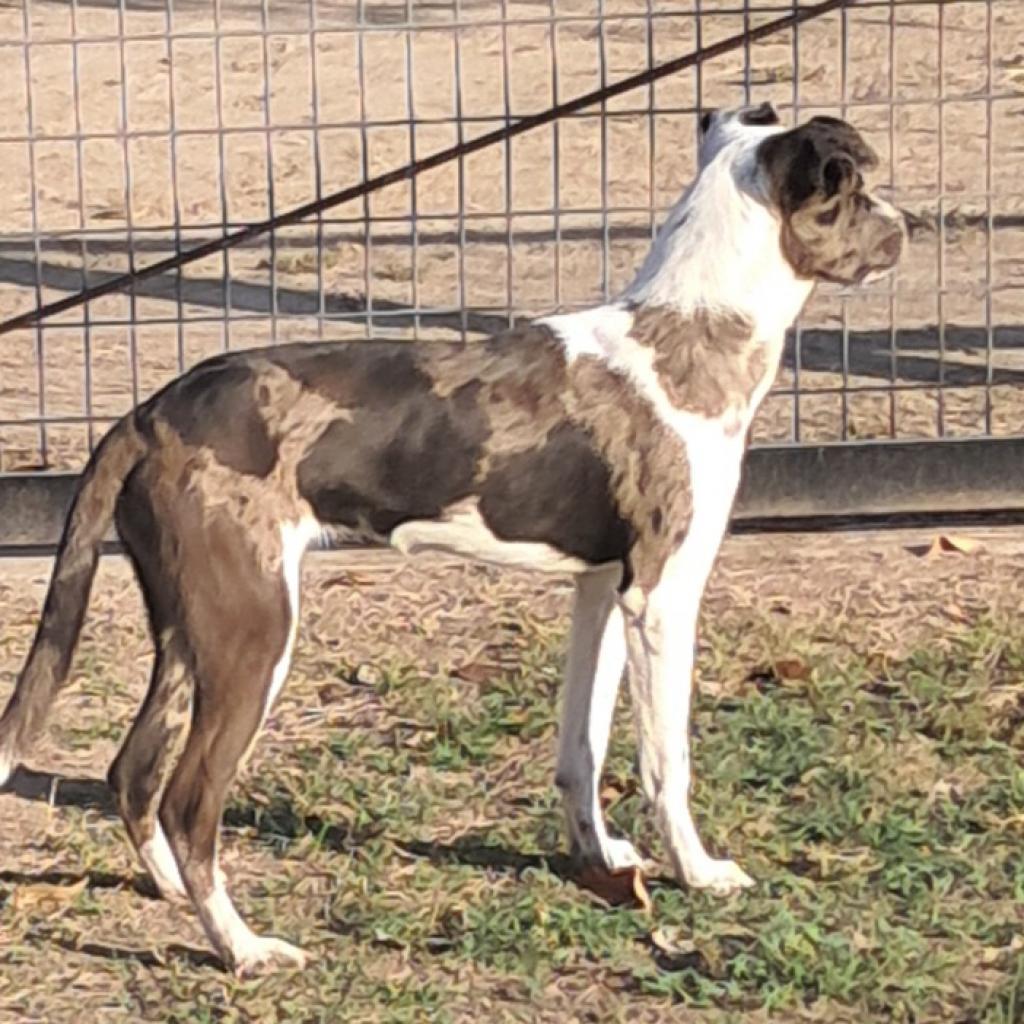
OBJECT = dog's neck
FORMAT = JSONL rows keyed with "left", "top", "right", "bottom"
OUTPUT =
{"left": 619, "top": 139, "right": 815, "bottom": 341}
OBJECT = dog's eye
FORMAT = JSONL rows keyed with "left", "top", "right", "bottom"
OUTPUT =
{"left": 699, "top": 109, "right": 716, "bottom": 135}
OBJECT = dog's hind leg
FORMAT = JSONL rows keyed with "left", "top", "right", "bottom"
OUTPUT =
{"left": 556, "top": 566, "right": 644, "bottom": 872}
{"left": 108, "top": 639, "right": 192, "bottom": 902}
{"left": 158, "top": 517, "right": 309, "bottom": 976}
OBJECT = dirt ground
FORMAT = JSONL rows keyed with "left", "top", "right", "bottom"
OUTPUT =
{"left": 2, "top": 527, "right": 1024, "bottom": 1021}
{"left": 1, "top": 0, "right": 1024, "bottom": 471}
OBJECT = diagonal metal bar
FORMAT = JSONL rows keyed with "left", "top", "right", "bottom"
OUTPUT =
{"left": 0, "top": 0, "right": 855, "bottom": 337}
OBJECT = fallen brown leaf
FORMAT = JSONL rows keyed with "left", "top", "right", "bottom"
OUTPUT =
{"left": 349, "top": 662, "right": 385, "bottom": 688}
{"left": 317, "top": 684, "right": 346, "bottom": 705}
{"left": 451, "top": 662, "right": 498, "bottom": 685}
{"left": 10, "top": 878, "right": 87, "bottom": 916}
{"left": 322, "top": 571, "right": 377, "bottom": 589}
{"left": 935, "top": 534, "right": 981, "bottom": 555}
{"left": 648, "top": 927, "right": 730, "bottom": 976}
{"left": 943, "top": 602, "right": 972, "bottom": 624}
{"left": 773, "top": 656, "right": 811, "bottom": 681}
{"left": 650, "top": 926, "right": 698, "bottom": 959}
{"left": 575, "top": 864, "right": 652, "bottom": 913}
{"left": 906, "top": 534, "right": 982, "bottom": 558}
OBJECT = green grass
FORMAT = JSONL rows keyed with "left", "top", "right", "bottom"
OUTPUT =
{"left": 224, "top": 616, "right": 1024, "bottom": 1021}
{"left": 4, "top": 613, "right": 1024, "bottom": 1022}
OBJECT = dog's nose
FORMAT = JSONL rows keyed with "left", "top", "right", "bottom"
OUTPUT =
{"left": 699, "top": 108, "right": 718, "bottom": 136}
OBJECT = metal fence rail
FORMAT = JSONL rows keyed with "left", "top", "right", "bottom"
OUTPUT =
{"left": 0, "top": 0, "right": 1022, "bottom": 533}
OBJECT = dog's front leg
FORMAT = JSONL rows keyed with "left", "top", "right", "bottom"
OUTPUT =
{"left": 621, "top": 577, "right": 753, "bottom": 894}
{"left": 556, "top": 566, "right": 644, "bottom": 872}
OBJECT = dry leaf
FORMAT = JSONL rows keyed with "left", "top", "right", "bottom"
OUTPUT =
{"left": 576, "top": 864, "right": 652, "bottom": 913}
{"left": 323, "top": 571, "right": 376, "bottom": 589}
{"left": 349, "top": 663, "right": 384, "bottom": 688}
{"left": 650, "top": 926, "right": 697, "bottom": 958}
{"left": 943, "top": 602, "right": 971, "bottom": 624}
{"left": 10, "top": 878, "right": 87, "bottom": 916}
{"left": 938, "top": 534, "right": 980, "bottom": 554}
{"left": 451, "top": 662, "right": 497, "bottom": 685}
{"left": 907, "top": 534, "right": 982, "bottom": 558}
{"left": 773, "top": 656, "right": 811, "bottom": 681}
{"left": 747, "top": 658, "right": 809, "bottom": 689}
{"left": 980, "top": 935, "right": 1024, "bottom": 965}
{"left": 649, "top": 927, "right": 728, "bottom": 976}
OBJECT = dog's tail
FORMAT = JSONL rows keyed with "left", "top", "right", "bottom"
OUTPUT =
{"left": 0, "top": 415, "right": 146, "bottom": 786}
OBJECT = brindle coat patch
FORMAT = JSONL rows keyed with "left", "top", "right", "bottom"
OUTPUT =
{"left": 137, "top": 363, "right": 343, "bottom": 573}
{"left": 626, "top": 305, "right": 764, "bottom": 424}
{"left": 562, "top": 357, "right": 691, "bottom": 592}
{"left": 418, "top": 324, "right": 692, "bottom": 589}
{"left": 418, "top": 326, "right": 569, "bottom": 475}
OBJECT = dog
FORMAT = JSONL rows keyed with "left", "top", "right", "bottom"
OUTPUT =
{"left": 0, "top": 103, "right": 904, "bottom": 975}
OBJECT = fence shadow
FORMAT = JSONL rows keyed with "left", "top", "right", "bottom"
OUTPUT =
{"left": 1, "top": 764, "right": 116, "bottom": 816}
{"left": 2, "top": 249, "right": 1024, "bottom": 387}
{"left": 0, "top": 252, "right": 512, "bottom": 337}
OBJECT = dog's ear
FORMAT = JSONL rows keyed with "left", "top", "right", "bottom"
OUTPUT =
{"left": 820, "top": 152, "right": 859, "bottom": 198}
{"left": 759, "top": 116, "right": 877, "bottom": 211}
{"left": 803, "top": 115, "right": 878, "bottom": 172}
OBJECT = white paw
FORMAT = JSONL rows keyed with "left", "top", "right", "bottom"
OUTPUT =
{"left": 602, "top": 837, "right": 647, "bottom": 872}
{"left": 686, "top": 858, "right": 755, "bottom": 895}
{"left": 232, "top": 936, "right": 310, "bottom": 977}
{"left": 139, "top": 834, "right": 188, "bottom": 903}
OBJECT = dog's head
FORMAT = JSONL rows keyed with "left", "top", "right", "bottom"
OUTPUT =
{"left": 700, "top": 104, "right": 905, "bottom": 285}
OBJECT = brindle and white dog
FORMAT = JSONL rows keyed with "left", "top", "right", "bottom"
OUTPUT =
{"left": 0, "top": 104, "right": 904, "bottom": 975}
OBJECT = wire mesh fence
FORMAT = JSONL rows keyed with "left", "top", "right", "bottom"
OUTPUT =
{"left": 0, "top": 0, "right": 1021, "bottom": 474}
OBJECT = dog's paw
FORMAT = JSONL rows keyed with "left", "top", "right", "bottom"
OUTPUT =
{"left": 686, "top": 858, "right": 754, "bottom": 895}
{"left": 232, "top": 936, "right": 310, "bottom": 977}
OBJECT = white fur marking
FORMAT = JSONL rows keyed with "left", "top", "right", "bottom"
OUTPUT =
{"left": 202, "top": 883, "right": 308, "bottom": 974}
{"left": 263, "top": 518, "right": 319, "bottom": 717}
{"left": 204, "top": 882, "right": 258, "bottom": 949}
{"left": 617, "top": 416, "right": 752, "bottom": 891}
{"left": 203, "top": 883, "right": 268, "bottom": 966}
{"left": 390, "top": 501, "right": 592, "bottom": 574}
{"left": 140, "top": 826, "right": 186, "bottom": 897}
{"left": 537, "top": 307, "right": 634, "bottom": 364}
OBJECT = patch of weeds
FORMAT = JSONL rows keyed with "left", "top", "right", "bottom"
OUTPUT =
{"left": 11, "top": 611, "right": 1024, "bottom": 1022}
